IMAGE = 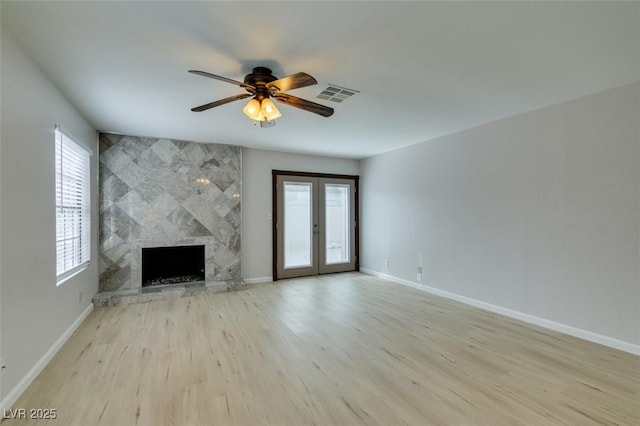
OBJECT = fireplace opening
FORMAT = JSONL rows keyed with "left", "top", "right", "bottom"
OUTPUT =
{"left": 142, "top": 245, "right": 205, "bottom": 287}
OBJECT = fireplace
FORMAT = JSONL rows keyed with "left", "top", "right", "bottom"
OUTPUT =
{"left": 141, "top": 245, "right": 205, "bottom": 287}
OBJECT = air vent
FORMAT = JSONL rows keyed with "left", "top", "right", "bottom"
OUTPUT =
{"left": 317, "top": 85, "right": 359, "bottom": 103}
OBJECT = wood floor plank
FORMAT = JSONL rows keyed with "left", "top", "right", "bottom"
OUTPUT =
{"left": 4, "top": 272, "right": 639, "bottom": 425}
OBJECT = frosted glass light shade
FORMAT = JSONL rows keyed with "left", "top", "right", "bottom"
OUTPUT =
{"left": 243, "top": 99, "right": 262, "bottom": 120}
{"left": 260, "top": 98, "right": 282, "bottom": 121}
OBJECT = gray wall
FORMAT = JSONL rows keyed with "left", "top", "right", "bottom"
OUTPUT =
{"left": 360, "top": 82, "right": 640, "bottom": 346}
{"left": 241, "top": 148, "right": 359, "bottom": 280}
{"left": 1, "top": 29, "right": 99, "bottom": 401}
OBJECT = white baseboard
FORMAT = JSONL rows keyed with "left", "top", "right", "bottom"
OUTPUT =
{"left": 243, "top": 276, "right": 273, "bottom": 284}
{"left": 0, "top": 304, "right": 94, "bottom": 412}
{"left": 360, "top": 268, "right": 640, "bottom": 356}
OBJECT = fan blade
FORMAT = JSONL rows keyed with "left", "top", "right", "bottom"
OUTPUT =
{"left": 266, "top": 72, "right": 317, "bottom": 93}
{"left": 191, "top": 93, "right": 251, "bottom": 112}
{"left": 274, "top": 93, "right": 334, "bottom": 117}
{"left": 188, "top": 70, "right": 255, "bottom": 91}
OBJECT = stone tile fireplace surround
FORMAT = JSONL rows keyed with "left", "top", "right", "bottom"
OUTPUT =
{"left": 96, "top": 133, "right": 242, "bottom": 304}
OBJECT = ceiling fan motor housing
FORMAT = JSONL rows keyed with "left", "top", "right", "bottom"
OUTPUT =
{"left": 244, "top": 67, "right": 277, "bottom": 99}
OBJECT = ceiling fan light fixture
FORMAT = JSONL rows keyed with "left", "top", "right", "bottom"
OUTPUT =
{"left": 260, "top": 98, "right": 282, "bottom": 121}
{"left": 243, "top": 98, "right": 262, "bottom": 120}
{"left": 190, "top": 67, "right": 334, "bottom": 121}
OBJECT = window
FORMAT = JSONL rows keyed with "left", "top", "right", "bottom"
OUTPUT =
{"left": 55, "top": 126, "right": 90, "bottom": 284}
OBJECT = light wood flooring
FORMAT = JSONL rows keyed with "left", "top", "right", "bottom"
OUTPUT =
{"left": 5, "top": 273, "right": 639, "bottom": 425}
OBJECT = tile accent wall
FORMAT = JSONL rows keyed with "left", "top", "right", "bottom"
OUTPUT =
{"left": 98, "top": 133, "right": 241, "bottom": 292}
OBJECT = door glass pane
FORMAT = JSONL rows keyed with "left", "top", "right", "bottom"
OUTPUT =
{"left": 325, "top": 184, "right": 350, "bottom": 265}
{"left": 284, "top": 182, "right": 313, "bottom": 268}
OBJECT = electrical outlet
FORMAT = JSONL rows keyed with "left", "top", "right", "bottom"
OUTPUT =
{"left": 384, "top": 259, "right": 389, "bottom": 268}
{"left": 1, "top": 356, "right": 6, "bottom": 378}
{"left": 417, "top": 266, "right": 423, "bottom": 283}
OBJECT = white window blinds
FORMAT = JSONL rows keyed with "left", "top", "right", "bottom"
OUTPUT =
{"left": 55, "top": 126, "right": 91, "bottom": 283}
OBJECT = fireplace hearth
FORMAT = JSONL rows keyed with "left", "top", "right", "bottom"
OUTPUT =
{"left": 142, "top": 245, "right": 205, "bottom": 287}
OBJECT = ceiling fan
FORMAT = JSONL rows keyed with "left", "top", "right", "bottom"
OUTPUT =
{"left": 189, "top": 67, "right": 334, "bottom": 125}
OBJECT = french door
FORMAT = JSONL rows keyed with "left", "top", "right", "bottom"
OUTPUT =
{"left": 273, "top": 171, "right": 359, "bottom": 280}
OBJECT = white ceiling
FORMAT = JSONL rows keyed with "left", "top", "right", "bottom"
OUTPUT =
{"left": 2, "top": 1, "right": 639, "bottom": 159}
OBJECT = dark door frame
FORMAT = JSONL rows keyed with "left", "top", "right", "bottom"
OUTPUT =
{"left": 272, "top": 170, "right": 360, "bottom": 281}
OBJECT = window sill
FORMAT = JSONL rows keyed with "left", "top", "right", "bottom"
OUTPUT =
{"left": 56, "top": 262, "right": 90, "bottom": 286}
